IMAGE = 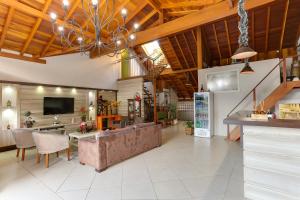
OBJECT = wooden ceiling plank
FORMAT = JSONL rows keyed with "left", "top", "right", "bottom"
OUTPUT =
{"left": 279, "top": 0, "right": 289, "bottom": 52}
{"left": 41, "top": 0, "right": 81, "bottom": 57}
{"left": 0, "top": 7, "right": 15, "bottom": 49}
{"left": 183, "top": 33, "right": 197, "bottom": 67}
{"left": 174, "top": 36, "right": 197, "bottom": 90}
{"left": 0, "top": 51, "right": 46, "bottom": 64}
{"left": 161, "top": 0, "right": 214, "bottom": 9}
{"left": 264, "top": 6, "right": 270, "bottom": 54}
{"left": 224, "top": 20, "right": 232, "bottom": 56}
{"left": 133, "top": 0, "right": 275, "bottom": 46}
{"left": 227, "top": 0, "right": 234, "bottom": 8}
{"left": 20, "top": 0, "right": 52, "bottom": 55}
{"left": 126, "top": 1, "right": 148, "bottom": 25}
{"left": 196, "top": 27, "right": 203, "bottom": 69}
{"left": 251, "top": 10, "right": 257, "bottom": 61}
{"left": 167, "top": 37, "right": 193, "bottom": 96}
{"left": 160, "top": 67, "right": 198, "bottom": 75}
{"left": 0, "top": 0, "right": 94, "bottom": 38}
{"left": 212, "top": 24, "right": 222, "bottom": 59}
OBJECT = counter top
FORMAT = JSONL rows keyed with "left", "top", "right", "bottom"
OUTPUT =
{"left": 224, "top": 111, "right": 300, "bottom": 128}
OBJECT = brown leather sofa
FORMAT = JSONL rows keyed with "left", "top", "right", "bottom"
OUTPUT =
{"left": 78, "top": 123, "right": 162, "bottom": 172}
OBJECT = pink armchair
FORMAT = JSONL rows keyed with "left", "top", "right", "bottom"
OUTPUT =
{"left": 32, "top": 130, "right": 71, "bottom": 168}
{"left": 12, "top": 128, "right": 35, "bottom": 161}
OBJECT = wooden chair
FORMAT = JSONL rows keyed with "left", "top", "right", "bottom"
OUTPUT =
{"left": 32, "top": 130, "right": 71, "bottom": 168}
{"left": 12, "top": 128, "right": 35, "bottom": 161}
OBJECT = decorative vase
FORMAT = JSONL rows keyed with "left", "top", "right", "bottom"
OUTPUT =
{"left": 80, "top": 122, "right": 87, "bottom": 134}
{"left": 6, "top": 100, "right": 12, "bottom": 107}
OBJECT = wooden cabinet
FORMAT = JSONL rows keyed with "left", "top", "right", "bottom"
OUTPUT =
{"left": 128, "top": 99, "right": 141, "bottom": 125}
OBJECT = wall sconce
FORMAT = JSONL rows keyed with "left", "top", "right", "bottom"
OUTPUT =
{"left": 71, "top": 88, "right": 77, "bottom": 94}
{"left": 37, "top": 86, "right": 44, "bottom": 93}
{"left": 56, "top": 87, "right": 62, "bottom": 93}
{"left": 4, "top": 86, "right": 13, "bottom": 94}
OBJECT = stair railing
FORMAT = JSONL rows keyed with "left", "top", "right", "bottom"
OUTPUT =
{"left": 226, "top": 57, "right": 287, "bottom": 139}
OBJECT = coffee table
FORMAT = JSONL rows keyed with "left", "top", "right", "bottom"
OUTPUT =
{"left": 69, "top": 131, "right": 98, "bottom": 147}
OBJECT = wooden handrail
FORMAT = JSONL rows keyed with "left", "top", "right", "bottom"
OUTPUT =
{"left": 227, "top": 59, "right": 284, "bottom": 117}
{"left": 227, "top": 54, "right": 299, "bottom": 118}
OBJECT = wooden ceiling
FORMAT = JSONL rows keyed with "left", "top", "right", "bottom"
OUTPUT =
{"left": 0, "top": 0, "right": 299, "bottom": 99}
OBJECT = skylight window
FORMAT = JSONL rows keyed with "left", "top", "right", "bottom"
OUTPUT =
{"left": 142, "top": 41, "right": 169, "bottom": 68}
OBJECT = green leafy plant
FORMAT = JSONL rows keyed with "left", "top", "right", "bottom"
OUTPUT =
{"left": 185, "top": 121, "right": 194, "bottom": 128}
{"left": 169, "top": 103, "right": 177, "bottom": 120}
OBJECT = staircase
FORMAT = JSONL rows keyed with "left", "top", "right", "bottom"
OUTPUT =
{"left": 227, "top": 56, "right": 300, "bottom": 141}
{"left": 228, "top": 81, "right": 300, "bottom": 141}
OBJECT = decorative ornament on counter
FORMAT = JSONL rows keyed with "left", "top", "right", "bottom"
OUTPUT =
{"left": 24, "top": 111, "right": 36, "bottom": 128}
{"left": 6, "top": 100, "right": 12, "bottom": 108}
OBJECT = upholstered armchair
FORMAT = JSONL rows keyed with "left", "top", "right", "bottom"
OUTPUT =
{"left": 12, "top": 128, "right": 35, "bottom": 161}
{"left": 32, "top": 130, "right": 71, "bottom": 168}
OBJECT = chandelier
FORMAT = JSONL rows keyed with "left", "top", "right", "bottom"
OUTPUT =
{"left": 49, "top": 0, "right": 139, "bottom": 56}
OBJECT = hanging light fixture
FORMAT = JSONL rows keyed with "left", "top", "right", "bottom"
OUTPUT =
{"left": 185, "top": 74, "right": 192, "bottom": 86}
{"left": 232, "top": 0, "right": 257, "bottom": 60}
{"left": 50, "top": 0, "right": 139, "bottom": 56}
{"left": 240, "top": 59, "right": 254, "bottom": 74}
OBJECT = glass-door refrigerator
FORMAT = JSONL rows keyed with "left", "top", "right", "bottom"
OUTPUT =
{"left": 194, "top": 92, "right": 214, "bottom": 137}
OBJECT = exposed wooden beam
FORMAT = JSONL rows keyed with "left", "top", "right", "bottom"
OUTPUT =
{"left": 161, "top": 0, "right": 214, "bottom": 9}
{"left": 21, "top": 0, "right": 52, "bottom": 55}
{"left": 0, "top": 7, "right": 15, "bottom": 49}
{"left": 0, "top": 51, "right": 46, "bottom": 64}
{"left": 264, "top": 6, "right": 271, "bottom": 54}
{"left": 167, "top": 10, "right": 198, "bottom": 17}
{"left": 212, "top": 24, "right": 222, "bottom": 59}
{"left": 133, "top": 0, "right": 275, "bottom": 46}
{"left": 227, "top": 0, "right": 234, "bottom": 8}
{"left": 139, "top": 10, "right": 157, "bottom": 28}
{"left": 41, "top": 0, "right": 81, "bottom": 57}
{"left": 196, "top": 27, "right": 203, "bottom": 69}
{"left": 279, "top": 0, "right": 289, "bottom": 51}
{"left": 224, "top": 20, "right": 232, "bottom": 56}
{"left": 146, "top": 0, "right": 161, "bottom": 13}
{"left": 296, "top": 25, "right": 300, "bottom": 46}
{"left": 160, "top": 68, "right": 198, "bottom": 75}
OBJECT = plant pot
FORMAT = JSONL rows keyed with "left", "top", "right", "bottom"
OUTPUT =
{"left": 25, "top": 121, "right": 34, "bottom": 128}
{"left": 185, "top": 127, "right": 194, "bottom": 135}
{"left": 172, "top": 119, "right": 178, "bottom": 125}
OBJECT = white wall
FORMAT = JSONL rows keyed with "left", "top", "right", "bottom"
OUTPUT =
{"left": 117, "top": 77, "right": 144, "bottom": 118}
{"left": 0, "top": 53, "right": 120, "bottom": 90}
{"left": 198, "top": 59, "right": 281, "bottom": 136}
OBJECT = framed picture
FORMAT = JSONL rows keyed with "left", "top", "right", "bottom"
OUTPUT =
{"left": 206, "top": 70, "right": 239, "bottom": 93}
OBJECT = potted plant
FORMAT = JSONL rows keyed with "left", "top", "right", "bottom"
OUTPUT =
{"left": 24, "top": 111, "right": 36, "bottom": 128}
{"left": 169, "top": 103, "right": 178, "bottom": 125}
{"left": 80, "top": 107, "right": 87, "bottom": 122}
{"left": 185, "top": 121, "right": 194, "bottom": 135}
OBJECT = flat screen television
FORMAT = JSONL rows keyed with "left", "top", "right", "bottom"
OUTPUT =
{"left": 43, "top": 97, "right": 74, "bottom": 115}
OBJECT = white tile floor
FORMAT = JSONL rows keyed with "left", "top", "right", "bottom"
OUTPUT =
{"left": 0, "top": 123, "right": 245, "bottom": 200}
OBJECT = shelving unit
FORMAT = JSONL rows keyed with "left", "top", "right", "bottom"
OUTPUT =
{"left": 0, "top": 84, "right": 19, "bottom": 148}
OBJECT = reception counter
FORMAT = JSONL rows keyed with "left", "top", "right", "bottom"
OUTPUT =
{"left": 224, "top": 112, "right": 300, "bottom": 200}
